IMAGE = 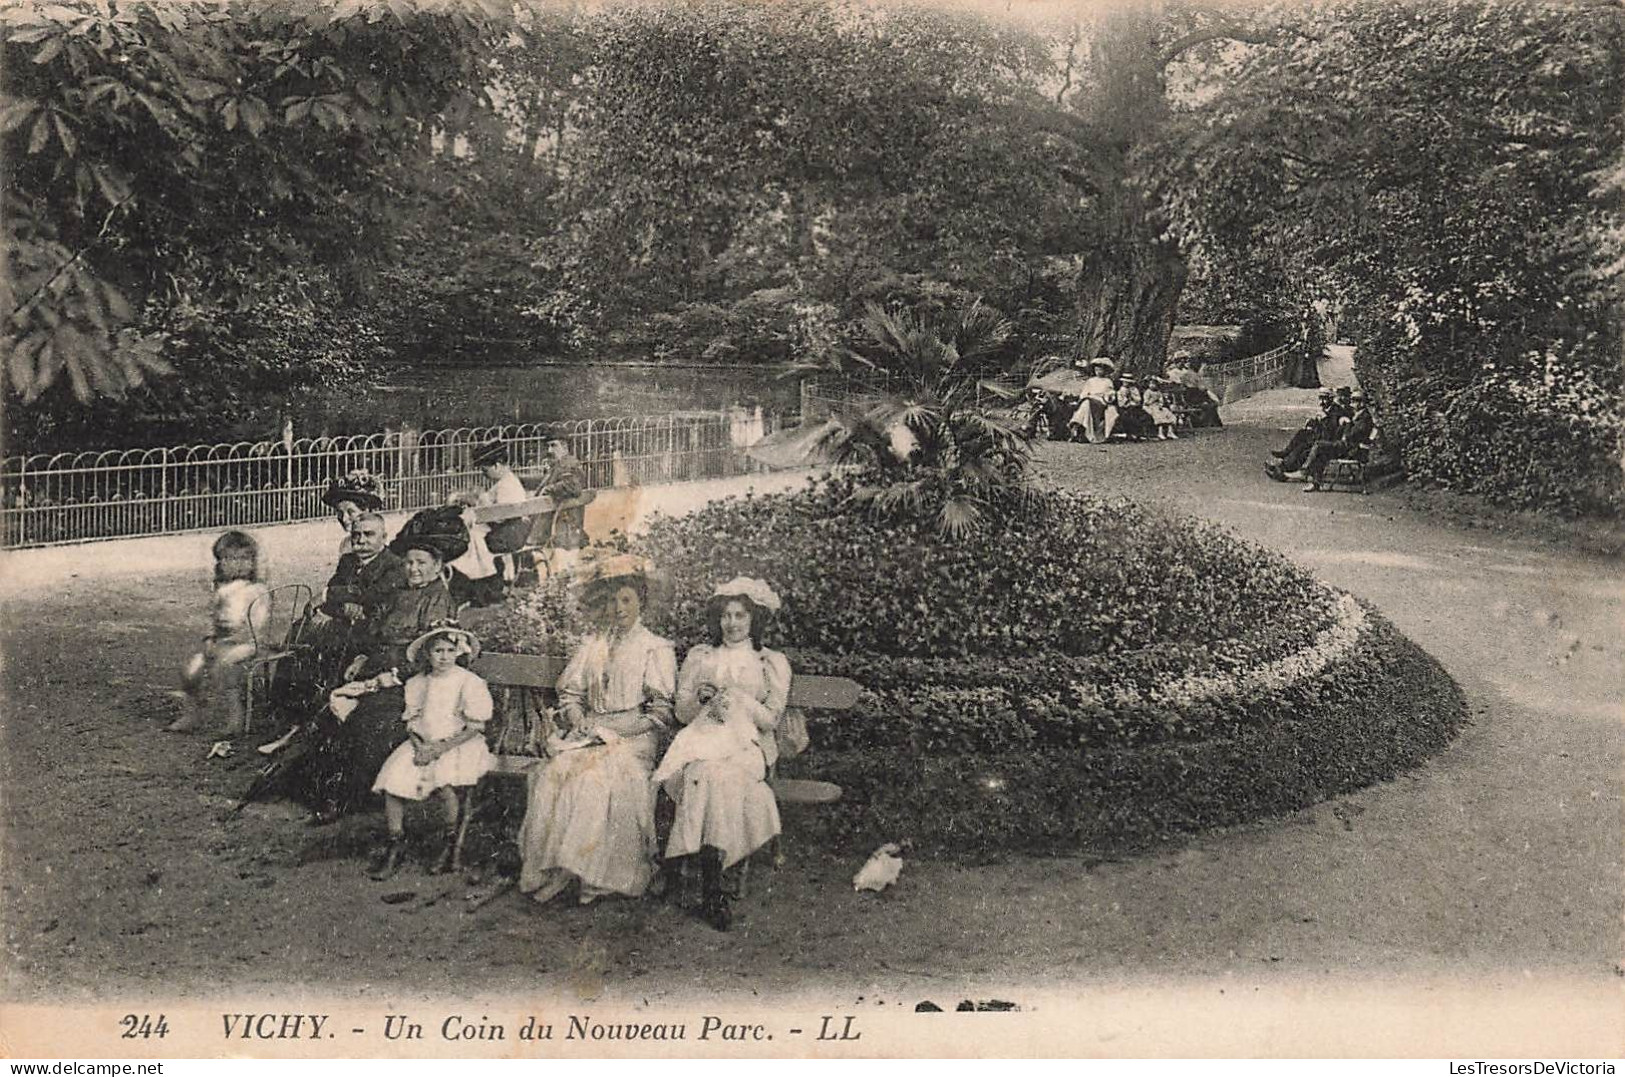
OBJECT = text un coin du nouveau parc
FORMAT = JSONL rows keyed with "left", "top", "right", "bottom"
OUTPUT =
{"left": 218, "top": 1012, "right": 865, "bottom": 1046}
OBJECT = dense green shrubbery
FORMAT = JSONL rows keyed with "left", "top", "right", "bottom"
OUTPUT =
{"left": 781, "top": 610, "right": 1465, "bottom": 855}
{"left": 1382, "top": 365, "right": 1625, "bottom": 519}
{"left": 634, "top": 476, "right": 1338, "bottom": 661}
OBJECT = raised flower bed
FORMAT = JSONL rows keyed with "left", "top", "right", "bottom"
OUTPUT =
{"left": 484, "top": 475, "right": 1466, "bottom": 857}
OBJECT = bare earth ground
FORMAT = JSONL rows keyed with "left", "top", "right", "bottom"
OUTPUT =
{"left": 1, "top": 368, "right": 1621, "bottom": 1050}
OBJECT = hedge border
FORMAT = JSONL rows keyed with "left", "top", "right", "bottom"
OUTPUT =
{"left": 779, "top": 607, "right": 1466, "bottom": 858}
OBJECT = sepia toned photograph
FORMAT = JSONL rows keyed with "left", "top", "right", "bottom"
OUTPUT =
{"left": 1, "top": 0, "right": 1621, "bottom": 1060}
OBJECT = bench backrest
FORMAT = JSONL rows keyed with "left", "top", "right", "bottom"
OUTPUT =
{"left": 469, "top": 651, "right": 860, "bottom": 710}
{"left": 470, "top": 490, "right": 597, "bottom": 526}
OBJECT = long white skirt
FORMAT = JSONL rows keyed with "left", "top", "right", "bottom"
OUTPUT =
{"left": 372, "top": 737, "right": 492, "bottom": 800}
{"left": 662, "top": 749, "right": 781, "bottom": 870}
{"left": 518, "top": 732, "right": 658, "bottom": 901}
{"left": 1070, "top": 399, "right": 1118, "bottom": 444}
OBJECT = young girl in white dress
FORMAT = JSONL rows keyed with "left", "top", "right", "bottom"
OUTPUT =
{"left": 655, "top": 577, "right": 793, "bottom": 931}
{"left": 1144, "top": 379, "right": 1180, "bottom": 440}
{"left": 369, "top": 625, "right": 493, "bottom": 880}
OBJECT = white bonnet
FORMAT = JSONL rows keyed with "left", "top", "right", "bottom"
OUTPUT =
{"left": 711, "top": 576, "right": 781, "bottom": 613}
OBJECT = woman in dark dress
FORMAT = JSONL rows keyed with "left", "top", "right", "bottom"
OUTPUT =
{"left": 250, "top": 515, "right": 464, "bottom": 825}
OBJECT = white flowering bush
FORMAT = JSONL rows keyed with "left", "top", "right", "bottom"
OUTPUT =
{"left": 1383, "top": 335, "right": 1625, "bottom": 516}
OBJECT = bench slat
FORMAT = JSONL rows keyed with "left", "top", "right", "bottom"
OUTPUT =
{"left": 470, "top": 652, "right": 861, "bottom": 711}
{"left": 471, "top": 491, "right": 595, "bottom": 525}
{"left": 470, "top": 653, "right": 569, "bottom": 688}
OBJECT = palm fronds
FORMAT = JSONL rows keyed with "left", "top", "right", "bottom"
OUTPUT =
{"left": 789, "top": 296, "right": 1036, "bottom": 537}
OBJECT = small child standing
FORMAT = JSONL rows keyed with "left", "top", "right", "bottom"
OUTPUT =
{"left": 368, "top": 626, "right": 493, "bottom": 880}
{"left": 168, "top": 530, "right": 269, "bottom": 734}
{"left": 1145, "top": 379, "right": 1180, "bottom": 441}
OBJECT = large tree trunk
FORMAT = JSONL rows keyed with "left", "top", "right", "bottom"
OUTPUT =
{"left": 1067, "top": 7, "right": 1188, "bottom": 378}
{"left": 1073, "top": 229, "right": 1186, "bottom": 377}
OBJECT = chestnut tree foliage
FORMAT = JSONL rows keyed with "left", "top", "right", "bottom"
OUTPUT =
{"left": 1, "top": 0, "right": 502, "bottom": 442}
{"left": 1164, "top": 0, "right": 1624, "bottom": 512}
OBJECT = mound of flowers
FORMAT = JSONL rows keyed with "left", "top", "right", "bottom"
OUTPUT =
{"left": 484, "top": 476, "right": 1465, "bottom": 856}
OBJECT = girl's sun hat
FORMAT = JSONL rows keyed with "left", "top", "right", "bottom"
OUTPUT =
{"left": 406, "top": 623, "right": 481, "bottom": 665}
{"left": 710, "top": 576, "right": 781, "bottom": 613}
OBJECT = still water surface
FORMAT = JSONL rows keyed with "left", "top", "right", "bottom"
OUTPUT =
{"left": 288, "top": 363, "right": 801, "bottom": 438}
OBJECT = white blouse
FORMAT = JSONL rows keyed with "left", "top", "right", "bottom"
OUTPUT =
{"left": 675, "top": 641, "right": 791, "bottom": 765}
{"left": 555, "top": 622, "right": 677, "bottom": 727}
{"left": 403, "top": 666, "right": 494, "bottom": 742}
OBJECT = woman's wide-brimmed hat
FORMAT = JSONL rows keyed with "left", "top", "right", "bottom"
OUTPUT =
{"left": 405, "top": 622, "right": 481, "bottom": 665}
{"left": 710, "top": 576, "right": 781, "bottom": 613}
{"left": 572, "top": 551, "right": 662, "bottom": 603}
{"left": 1089, "top": 357, "right": 1118, "bottom": 374}
{"left": 389, "top": 505, "right": 471, "bottom": 563}
{"left": 471, "top": 438, "right": 509, "bottom": 468}
{"left": 321, "top": 469, "right": 384, "bottom": 511}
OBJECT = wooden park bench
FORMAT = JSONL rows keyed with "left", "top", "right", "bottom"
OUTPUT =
{"left": 470, "top": 489, "right": 596, "bottom": 584}
{"left": 458, "top": 651, "right": 861, "bottom": 874}
{"left": 1308, "top": 427, "right": 1393, "bottom": 496}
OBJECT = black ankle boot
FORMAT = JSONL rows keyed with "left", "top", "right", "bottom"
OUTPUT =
{"left": 699, "top": 846, "right": 731, "bottom": 932}
{"left": 367, "top": 836, "right": 407, "bottom": 881}
{"left": 652, "top": 856, "right": 684, "bottom": 904}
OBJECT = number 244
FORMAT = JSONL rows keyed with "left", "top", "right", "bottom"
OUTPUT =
{"left": 120, "top": 1015, "right": 169, "bottom": 1039}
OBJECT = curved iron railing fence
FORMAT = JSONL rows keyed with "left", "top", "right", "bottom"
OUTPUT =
{"left": 1203, "top": 342, "right": 1297, "bottom": 403}
{"left": 2, "top": 413, "right": 769, "bottom": 549}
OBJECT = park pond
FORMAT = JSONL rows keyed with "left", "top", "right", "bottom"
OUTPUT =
{"left": 259, "top": 362, "right": 801, "bottom": 444}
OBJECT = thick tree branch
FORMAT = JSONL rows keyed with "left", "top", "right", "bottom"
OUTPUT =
{"left": 1157, "top": 21, "right": 1274, "bottom": 69}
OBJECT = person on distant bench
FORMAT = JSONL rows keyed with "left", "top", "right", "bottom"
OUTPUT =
{"left": 1068, "top": 358, "right": 1120, "bottom": 444}
{"left": 1114, "top": 373, "right": 1155, "bottom": 441}
{"left": 1167, "top": 359, "right": 1223, "bottom": 429}
{"left": 1267, "top": 389, "right": 1340, "bottom": 481}
{"left": 452, "top": 438, "right": 529, "bottom": 581}
{"left": 539, "top": 438, "right": 587, "bottom": 551}
{"left": 1287, "top": 389, "right": 1376, "bottom": 490}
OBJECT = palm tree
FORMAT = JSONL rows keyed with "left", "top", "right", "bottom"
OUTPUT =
{"left": 789, "top": 299, "right": 1034, "bottom": 537}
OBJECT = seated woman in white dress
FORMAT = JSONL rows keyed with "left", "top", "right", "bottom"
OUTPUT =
{"left": 1068, "top": 357, "right": 1120, "bottom": 444}
{"left": 655, "top": 577, "right": 790, "bottom": 932}
{"left": 517, "top": 557, "right": 676, "bottom": 905}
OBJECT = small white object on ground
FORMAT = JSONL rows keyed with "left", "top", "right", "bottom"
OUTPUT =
{"left": 206, "top": 740, "right": 234, "bottom": 760}
{"left": 853, "top": 842, "right": 904, "bottom": 892}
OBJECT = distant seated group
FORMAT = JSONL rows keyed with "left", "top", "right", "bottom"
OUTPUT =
{"left": 1049, "top": 356, "right": 1224, "bottom": 445}
{"left": 1265, "top": 386, "right": 1376, "bottom": 490}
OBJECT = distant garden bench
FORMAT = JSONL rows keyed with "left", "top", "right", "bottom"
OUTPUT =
{"left": 470, "top": 490, "right": 596, "bottom": 583}
{"left": 460, "top": 651, "right": 860, "bottom": 869}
